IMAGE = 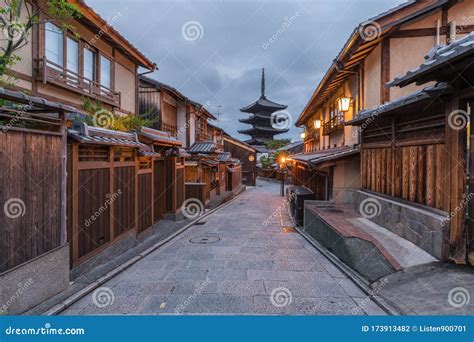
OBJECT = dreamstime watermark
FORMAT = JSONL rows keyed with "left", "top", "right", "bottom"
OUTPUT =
{"left": 84, "top": 190, "right": 122, "bottom": 227}
{"left": 1, "top": 101, "right": 33, "bottom": 134}
{"left": 270, "top": 110, "right": 292, "bottom": 130}
{"left": 3, "top": 198, "right": 26, "bottom": 219}
{"left": 181, "top": 198, "right": 204, "bottom": 220}
{"left": 359, "top": 197, "right": 381, "bottom": 219}
{"left": 456, "top": 15, "right": 474, "bottom": 36}
{"left": 351, "top": 278, "right": 389, "bottom": 315}
{"left": 359, "top": 20, "right": 381, "bottom": 42}
{"left": 270, "top": 287, "right": 292, "bottom": 308}
{"left": 0, "top": 278, "right": 34, "bottom": 314}
{"left": 441, "top": 192, "right": 474, "bottom": 227}
{"left": 85, "top": 12, "right": 122, "bottom": 48}
{"left": 181, "top": 21, "right": 204, "bottom": 41}
{"left": 352, "top": 107, "right": 384, "bottom": 139}
{"left": 263, "top": 192, "right": 296, "bottom": 226}
{"left": 175, "top": 279, "right": 211, "bottom": 314}
{"left": 5, "top": 323, "right": 85, "bottom": 336}
{"left": 92, "top": 109, "right": 115, "bottom": 129}
{"left": 262, "top": 12, "right": 300, "bottom": 49}
{"left": 92, "top": 287, "right": 115, "bottom": 308}
{"left": 447, "top": 109, "right": 469, "bottom": 131}
{"left": 448, "top": 287, "right": 470, "bottom": 308}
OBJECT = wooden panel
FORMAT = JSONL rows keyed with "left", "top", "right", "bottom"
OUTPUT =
{"left": 113, "top": 166, "right": 135, "bottom": 237}
{"left": 153, "top": 159, "right": 166, "bottom": 221}
{"left": 0, "top": 132, "right": 62, "bottom": 272}
{"left": 137, "top": 172, "right": 152, "bottom": 234}
{"left": 176, "top": 167, "right": 185, "bottom": 210}
{"left": 77, "top": 168, "right": 110, "bottom": 259}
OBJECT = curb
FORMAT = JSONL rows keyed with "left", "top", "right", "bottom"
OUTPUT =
{"left": 286, "top": 206, "right": 401, "bottom": 316}
{"left": 44, "top": 191, "right": 246, "bottom": 316}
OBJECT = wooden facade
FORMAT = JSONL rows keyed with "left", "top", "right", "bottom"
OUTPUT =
{"left": 67, "top": 123, "right": 183, "bottom": 266}
{"left": 223, "top": 136, "right": 257, "bottom": 186}
{"left": 0, "top": 89, "right": 68, "bottom": 273}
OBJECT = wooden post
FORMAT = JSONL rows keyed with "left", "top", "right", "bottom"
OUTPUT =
{"left": 59, "top": 111, "right": 67, "bottom": 246}
{"left": 109, "top": 147, "right": 115, "bottom": 242}
{"left": 445, "top": 94, "right": 467, "bottom": 262}
{"left": 72, "top": 143, "right": 79, "bottom": 265}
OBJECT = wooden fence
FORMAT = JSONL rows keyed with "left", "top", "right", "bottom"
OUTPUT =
{"left": 67, "top": 143, "right": 183, "bottom": 266}
{"left": 0, "top": 94, "right": 67, "bottom": 274}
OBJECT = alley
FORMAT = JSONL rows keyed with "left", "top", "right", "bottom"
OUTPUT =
{"left": 62, "top": 180, "right": 385, "bottom": 315}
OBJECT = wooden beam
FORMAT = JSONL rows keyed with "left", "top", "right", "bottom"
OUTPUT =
{"left": 381, "top": 38, "right": 391, "bottom": 104}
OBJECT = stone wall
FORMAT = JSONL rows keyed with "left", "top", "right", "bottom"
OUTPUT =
{"left": 0, "top": 245, "right": 69, "bottom": 314}
{"left": 355, "top": 191, "right": 448, "bottom": 260}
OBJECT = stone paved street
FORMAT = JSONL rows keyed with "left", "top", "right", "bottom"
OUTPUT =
{"left": 62, "top": 180, "right": 386, "bottom": 315}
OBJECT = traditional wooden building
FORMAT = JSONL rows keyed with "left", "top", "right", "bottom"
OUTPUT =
{"left": 293, "top": 0, "right": 474, "bottom": 204}
{"left": 7, "top": 0, "right": 156, "bottom": 116}
{"left": 350, "top": 30, "right": 474, "bottom": 264}
{"left": 239, "top": 69, "right": 288, "bottom": 148}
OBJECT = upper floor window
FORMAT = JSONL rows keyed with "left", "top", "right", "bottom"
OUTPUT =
{"left": 83, "top": 47, "right": 96, "bottom": 83}
{"left": 39, "top": 21, "right": 119, "bottom": 106}
{"left": 45, "top": 22, "right": 63, "bottom": 68}
{"left": 100, "top": 55, "right": 112, "bottom": 89}
{"left": 66, "top": 37, "right": 78, "bottom": 75}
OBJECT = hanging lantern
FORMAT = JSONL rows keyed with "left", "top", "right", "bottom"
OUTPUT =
{"left": 313, "top": 119, "right": 321, "bottom": 129}
{"left": 337, "top": 97, "right": 351, "bottom": 112}
{"left": 300, "top": 131, "right": 306, "bottom": 139}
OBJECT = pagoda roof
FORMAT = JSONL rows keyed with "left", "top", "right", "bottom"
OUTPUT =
{"left": 239, "top": 113, "right": 273, "bottom": 124}
{"left": 238, "top": 125, "right": 289, "bottom": 135}
{"left": 239, "top": 69, "right": 287, "bottom": 113}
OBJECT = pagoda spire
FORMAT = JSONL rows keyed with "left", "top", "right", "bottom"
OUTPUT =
{"left": 261, "top": 68, "right": 265, "bottom": 98}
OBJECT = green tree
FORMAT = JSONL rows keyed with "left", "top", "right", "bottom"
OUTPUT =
{"left": 265, "top": 138, "right": 291, "bottom": 150}
{"left": 0, "top": 0, "right": 81, "bottom": 79}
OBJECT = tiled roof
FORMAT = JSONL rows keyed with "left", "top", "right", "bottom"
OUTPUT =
{"left": 138, "top": 127, "right": 181, "bottom": 146}
{"left": 291, "top": 146, "right": 359, "bottom": 165}
{"left": 138, "top": 150, "right": 161, "bottom": 157}
{"left": 280, "top": 141, "right": 304, "bottom": 151}
{"left": 0, "top": 87, "right": 79, "bottom": 113}
{"left": 388, "top": 32, "right": 474, "bottom": 88}
{"left": 188, "top": 141, "right": 219, "bottom": 154}
{"left": 69, "top": 121, "right": 146, "bottom": 148}
{"left": 216, "top": 152, "right": 231, "bottom": 162}
{"left": 346, "top": 82, "right": 451, "bottom": 125}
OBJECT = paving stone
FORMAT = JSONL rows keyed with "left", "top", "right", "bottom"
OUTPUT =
{"left": 62, "top": 180, "right": 383, "bottom": 315}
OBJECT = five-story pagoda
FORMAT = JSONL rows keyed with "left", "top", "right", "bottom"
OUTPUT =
{"left": 239, "top": 69, "right": 288, "bottom": 147}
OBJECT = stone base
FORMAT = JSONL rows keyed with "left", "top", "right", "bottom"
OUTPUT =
{"left": 0, "top": 245, "right": 69, "bottom": 315}
{"left": 355, "top": 191, "right": 448, "bottom": 260}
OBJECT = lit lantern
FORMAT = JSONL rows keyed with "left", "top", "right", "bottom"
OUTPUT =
{"left": 313, "top": 119, "right": 321, "bottom": 129}
{"left": 280, "top": 156, "right": 287, "bottom": 164}
{"left": 337, "top": 97, "right": 351, "bottom": 112}
{"left": 300, "top": 131, "right": 306, "bottom": 139}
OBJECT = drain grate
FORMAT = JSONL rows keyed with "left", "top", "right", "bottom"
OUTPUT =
{"left": 189, "top": 235, "right": 220, "bottom": 244}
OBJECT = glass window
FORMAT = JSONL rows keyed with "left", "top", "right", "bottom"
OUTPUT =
{"left": 45, "top": 22, "right": 63, "bottom": 68}
{"left": 100, "top": 55, "right": 111, "bottom": 89}
{"left": 66, "top": 37, "right": 78, "bottom": 74}
{"left": 83, "top": 48, "right": 96, "bottom": 83}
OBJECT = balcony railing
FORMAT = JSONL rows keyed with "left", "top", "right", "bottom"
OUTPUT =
{"left": 323, "top": 113, "right": 344, "bottom": 135}
{"left": 35, "top": 57, "right": 121, "bottom": 107}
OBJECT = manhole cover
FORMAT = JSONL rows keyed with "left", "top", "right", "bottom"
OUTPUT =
{"left": 189, "top": 235, "right": 220, "bottom": 244}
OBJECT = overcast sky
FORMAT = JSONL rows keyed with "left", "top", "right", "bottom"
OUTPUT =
{"left": 89, "top": 0, "right": 406, "bottom": 142}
